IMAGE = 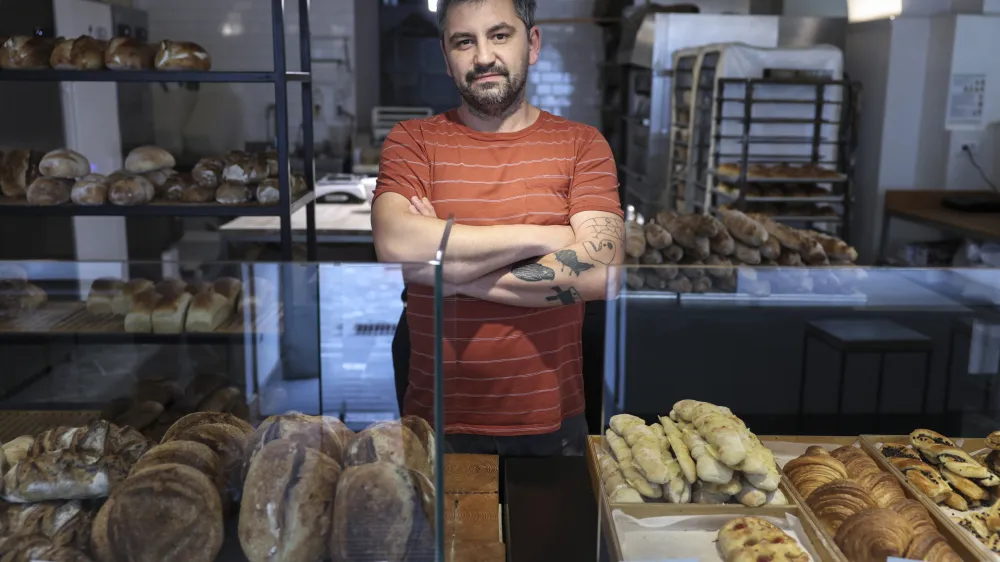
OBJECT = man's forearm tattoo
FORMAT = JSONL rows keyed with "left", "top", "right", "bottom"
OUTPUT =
{"left": 579, "top": 216, "right": 624, "bottom": 265}
{"left": 546, "top": 286, "right": 583, "bottom": 305}
{"left": 555, "top": 250, "right": 594, "bottom": 277}
{"left": 510, "top": 258, "right": 556, "bottom": 282}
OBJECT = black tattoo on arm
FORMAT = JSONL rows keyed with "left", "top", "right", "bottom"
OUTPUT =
{"left": 546, "top": 286, "right": 583, "bottom": 305}
{"left": 510, "top": 258, "right": 556, "bottom": 282}
{"left": 555, "top": 250, "right": 594, "bottom": 277}
{"left": 579, "top": 217, "right": 625, "bottom": 265}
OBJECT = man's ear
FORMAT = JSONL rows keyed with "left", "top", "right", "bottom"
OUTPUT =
{"left": 528, "top": 25, "right": 542, "bottom": 66}
{"left": 439, "top": 39, "right": 453, "bottom": 78}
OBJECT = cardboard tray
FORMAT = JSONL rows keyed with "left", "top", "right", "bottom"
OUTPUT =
{"left": 586, "top": 436, "right": 844, "bottom": 561}
{"left": 860, "top": 434, "right": 997, "bottom": 561}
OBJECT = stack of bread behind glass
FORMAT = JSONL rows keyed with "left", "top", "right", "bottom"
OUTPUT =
{"left": 599, "top": 400, "right": 785, "bottom": 507}
{"left": 1, "top": 35, "right": 211, "bottom": 71}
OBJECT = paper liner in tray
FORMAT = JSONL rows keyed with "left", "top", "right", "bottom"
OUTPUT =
{"left": 611, "top": 512, "right": 822, "bottom": 562}
{"left": 860, "top": 434, "right": 999, "bottom": 561}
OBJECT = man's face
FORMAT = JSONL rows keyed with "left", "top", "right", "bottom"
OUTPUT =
{"left": 441, "top": 0, "right": 540, "bottom": 118}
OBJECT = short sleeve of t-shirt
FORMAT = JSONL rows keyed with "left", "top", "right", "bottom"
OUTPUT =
{"left": 570, "top": 129, "right": 624, "bottom": 218}
{"left": 373, "top": 122, "right": 429, "bottom": 202}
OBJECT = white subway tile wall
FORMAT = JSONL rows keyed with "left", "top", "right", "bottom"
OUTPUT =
{"left": 135, "top": 0, "right": 355, "bottom": 148}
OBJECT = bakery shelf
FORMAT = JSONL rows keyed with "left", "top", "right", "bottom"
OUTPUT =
{"left": 0, "top": 301, "right": 282, "bottom": 343}
{"left": 711, "top": 188, "right": 846, "bottom": 204}
{"left": 0, "top": 69, "right": 311, "bottom": 83}
{"left": 0, "top": 191, "right": 315, "bottom": 217}
{"left": 718, "top": 116, "right": 840, "bottom": 125}
{"left": 709, "top": 168, "right": 848, "bottom": 184}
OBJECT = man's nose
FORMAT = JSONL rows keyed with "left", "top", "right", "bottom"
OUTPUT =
{"left": 474, "top": 42, "right": 497, "bottom": 67}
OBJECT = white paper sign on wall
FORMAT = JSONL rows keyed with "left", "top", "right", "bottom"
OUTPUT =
{"left": 946, "top": 73, "right": 988, "bottom": 130}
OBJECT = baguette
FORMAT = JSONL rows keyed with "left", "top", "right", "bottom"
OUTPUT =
{"left": 112, "top": 279, "right": 153, "bottom": 315}
{"left": 123, "top": 289, "right": 159, "bottom": 333}
{"left": 662, "top": 245, "right": 684, "bottom": 263}
{"left": 710, "top": 229, "right": 735, "bottom": 256}
{"left": 152, "top": 291, "right": 193, "bottom": 334}
{"left": 185, "top": 291, "right": 231, "bottom": 333}
{"left": 659, "top": 213, "right": 710, "bottom": 259}
{"left": 733, "top": 241, "right": 762, "bottom": 265}
{"left": 643, "top": 223, "right": 672, "bottom": 250}
{"left": 749, "top": 214, "right": 814, "bottom": 254}
{"left": 86, "top": 278, "right": 123, "bottom": 315}
{"left": 625, "top": 221, "right": 646, "bottom": 257}
{"left": 718, "top": 209, "right": 768, "bottom": 247}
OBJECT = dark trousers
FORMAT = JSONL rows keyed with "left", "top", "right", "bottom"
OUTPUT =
{"left": 391, "top": 294, "right": 606, "bottom": 441}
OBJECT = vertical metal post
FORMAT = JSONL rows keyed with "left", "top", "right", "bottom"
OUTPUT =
{"left": 272, "top": 0, "right": 292, "bottom": 261}
{"left": 299, "top": 0, "right": 317, "bottom": 261}
{"left": 811, "top": 83, "right": 825, "bottom": 165}
{"left": 433, "top": 216, "right": 454, "bottom": 562}
{"left": 737, "top": 80, "right": 753, "bottom": 211}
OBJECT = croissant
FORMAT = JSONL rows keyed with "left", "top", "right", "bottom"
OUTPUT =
{"left": 834, "top": 509, "right": 913, "bottom": 562}
{"left": 905, "top": 532, "right": 963, "bottom": 562}
{"left": 806, "top": 480, "right": 878, "bottom": 534}
{"left": 830, "top": 446, "right": 881, "bottom": 479}
{"left": 785, "top": 453, "right": 849, "bottom": 499}
{"left": 855, "top": 471, "right": 907, "bottom": 508}
{"left": 888, "top": 498, "right": 938, "bottom": 536}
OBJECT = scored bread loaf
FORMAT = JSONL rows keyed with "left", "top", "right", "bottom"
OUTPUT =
{"left": 26, "top": 177, "right": 72, "bottom": 205}
{"left": 185, "top": 291, "right": 230, "bottom": 332}
{"left": 160, "top": 411, "right": 253, "bottom": 443}
{"left": 124, "top": 146, "right": 175, "bottom": 174}
{"left": 256, "top": 178, "right": 280, "bottom": 205}
{"left": 1, "top": 500, "right": 94, "bottom": 550}
{"left": 244, "top": 413, "right": 354, "bottom": 475}
{"left": 86, "top": 278, "right": 123, "bottom": 315}
{"left": 180, "top": 183, "right": 216, "bottom": 203}
{"left": 2, "top": 450, "right": 126, "bottom": 502}
{"left": 192, "top": 157, "right": 224, "bottom": 188}
{"left": 93, "top": 463, "right": 223, "bottom": 562}
{"left": 343, "top": 421, "right": 431, "bottom": 477}
{"left": 71, "top": 174, "right": 110, "bottom": 205}
{"left": 109, "top": 175, "right": 155, "bottom": 206}
{"left": 105, "top": 37, "right": 154, "bottom": 70}
{"left": 151, "top": 291, "right": 192, "bottom": 334}
{"left": 1, "top": 36, "right": 55, "bottom": 69}
{"left": 163, "top": 422, "right": 248, "bottom": 503}
{"left": 129, "top": 440, "right": 226, "bottom": 506}
{"left": 158, "top": 173, "right": 189, "bottom": 201}
{"left": 154, "top": 40, "right": 211, "bottom": 71}
{"left": 39, "top": 149, "right": 90, "bottom": 179}
{"left": 216, "top": 182, "right": 250, "bottom": 204}
{"left": 50, "top": 36, "right": 107, "bottom": 70}
{"left": 330, "top": 461, "right": 433, "bottom": 562}
{"left": 239, "top": 439, "right": 342, "bottom": 562}
{"left": 111, "top": 278, "right": 153, "bottom": 315}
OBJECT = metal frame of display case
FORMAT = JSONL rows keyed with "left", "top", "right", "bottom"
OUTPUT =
{"left": 0, "top": 0, "right": 317, "bottom": 262}
{"left": 702, "top": 76, "right": 861, "bottom": 241}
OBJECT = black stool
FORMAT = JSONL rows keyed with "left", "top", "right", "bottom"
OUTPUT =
{"left": 945, "top": 316, "right": 1000, "bottom": 414}
{"left": 798, "top": 319, "right": 933, "bottom": 428}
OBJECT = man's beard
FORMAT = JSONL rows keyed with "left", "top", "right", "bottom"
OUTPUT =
{"left": 457, "top": 57, "right": 528, "bottom": 119}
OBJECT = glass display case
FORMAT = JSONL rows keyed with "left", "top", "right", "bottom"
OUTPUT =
{"left": 595, "top": 263, "right": 1000, "bottom": 561}
{"left": 0, "top": 258, "right": 449, "bottom": 561}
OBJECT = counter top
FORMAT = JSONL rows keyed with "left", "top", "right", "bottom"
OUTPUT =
{"left": 220, "top": 202, "right": 372, "bottom": 243}
{"left": 884, "top": 190, "right": 1000, "bottom": 241}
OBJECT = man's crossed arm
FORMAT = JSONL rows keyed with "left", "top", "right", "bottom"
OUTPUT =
{"left": 377, "top": 194, "right": 625, "bottom": 307}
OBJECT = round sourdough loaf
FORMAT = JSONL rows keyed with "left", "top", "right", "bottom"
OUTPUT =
{"left": 124, "top": 146, "right": 175, "bottom": 174}
{"left": 129, "top": 440, "right": 226, "bottom": 501}
{"left": 239, "top": 439, "right": 342, "bottom": 562}
{"left": 400, "top": 415, "right": 436, "bottom": 474}
{"left": 92, "top": 463, "right": 223, "bottom": 562}
{"left": 71, "top": 174, "right": 110, "bottom": 205}
{"left": 163, "top": 422, "right": 247, "bottom": 503}
{"left": 330, "top": 462, "right": 434, "bottom": 562}
{"left": 39, "top": 149, "right": 90, "bottom": 179}
{"left": 344, "top": 421, "right": 430, "bottom": 477}
{"left": 26, "top": 177, "right": 72, "bottom": 205}
{"left": 161, "top": 411, "right": 253, "bottom": 443}
{"left": 244, "top": 413, "right": 354, "bottom": 476}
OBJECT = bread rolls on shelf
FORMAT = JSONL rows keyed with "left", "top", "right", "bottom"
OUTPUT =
{"left": 109, "top": 278, "right": 152, "bottom": 315}
{"left": 124, "top": 146, "right": 175, "bottom": 174}
{"left": 71, "top": 173, "right": 110, "bottom": 205}
{"left": 192, "top": 156, "right": 224, "bottom": 188}
{"left": 256, "top": 178, "right": 280, "bottom": 205}
{"left": 1, "top": 36, "right": 55, "bottom": 69}
{"left": 50, "top": 36, "right": 106, "bottom": 70}
{"left": 211, "top": 277, "right": 242, "bottom": 308}
{"left": 39, "top": 149, "right": 90, "bottom": 179}
{"left": 109, "top": 174, "right": 154, "bottom": 206}
{"left": 239, "top": 439, "right": 342, "bottom": 562}
{"left": 142, "top": 167, "right": 176, "bottom": 190}
{"left": 0, "top": 149, "right": 41, "bottom": 198}
{"left": 185, "top": 291, "right": 230, "bottom": 332}
{"left": 151, "top": 290, "right": 192, "bottom": 333}
{"left": 105, "top": 37, "right": 154, "bottom": 70}
{"left": 86, "top": 278, "right": 124, "bottom": 315}
{"left": 154, "top": 40, "right": 211, "bottom": 71}
{"left": 181, "top": 183, "right": 216, "bottom": 203}
{"left": 330, "top": 461, "right": 433, "bottom": 562}
{"left": 26, "top": 177, "right": 72, "bottom": 205}
{"left": 91, "top": 463, "right": 223, "bottom": 562}
{"left": 156, "top": 172, "right": 188, "bottom": 201}
{"left": 216, "top": 182, "right": 250, "bottom": 204}
{"left": 222, "top": 153, "right": 267, "bottom": 185}
{"left": 123, "top": 288, "right": 159, "bottom": 332}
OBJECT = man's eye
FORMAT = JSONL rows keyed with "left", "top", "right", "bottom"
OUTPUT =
{"left": 494, "top": 34, "right": 508, "bottom": 41}
{"left": 456, "top": 39, "right": 472, "bottom": 47}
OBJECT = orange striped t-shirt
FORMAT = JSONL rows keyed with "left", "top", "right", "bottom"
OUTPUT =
{"left": 374, "top": 110, "right": 623, "bottom": 436}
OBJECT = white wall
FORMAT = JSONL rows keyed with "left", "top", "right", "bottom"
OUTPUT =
{"left": 784, "top": 0, "right": 848, "bottom": 16}
{"left": 134, "top": 0, "right": 355, "bottom": 150}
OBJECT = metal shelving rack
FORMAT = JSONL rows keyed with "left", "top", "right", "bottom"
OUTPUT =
{"left": 0, "top": 0, "right": 318, "bottom": 262}
{"left": 702, "top": 76, "right": 861, "bottom": 241}
{"left": 666, "top": 46, "right": 720, "bottom": 214}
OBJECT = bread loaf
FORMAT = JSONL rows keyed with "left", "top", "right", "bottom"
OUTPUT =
{"left": 212, "top": 277, "right": 242, "bottom": 308}
{"left": 718, "top": 209, "right": 768, "bottom": 247}
{"left": 93, "top": 464, "right": 223, "bottom": 562}
{"left": 240, "top": 440, "right": 342, "bottom": 562}
{"left": 330, "top": 462, "right": 433, "bottom": 562}
{"left": 161, "top": 411, "right": 253, "bottom": 443}
{"left": 157, "top": 173, "right": 188, "bottom": 201}
{"left": 86, "top": 278, "right": 123, "bottom": 315}
{"left": 105, "top": 37, "right": 154, "bottom": 70}
{"left": 256, "top": 178, "right": 280, "bottom": 205}
{"left": 192, "top": 157, "right": 224, "bottom": 188}
{"left": 0, "top": 282, "right": 48, "bottom": 317}
{"left": 184, "top": 291, "right": 230, "bottom": 332}
{"left": 732, "top": 241, "right": 762, "bottom": 265}
{"left": 244, "top": 413, "right": 354, "bottom": 475}
{"left": 710, "top": 229, "right": 735, "bottom": 256}
{"left": 154, "top": 278, "right": 186, "bottom": 297}
{"left": 180, "top": 183, "right": 216, "bottom": 203}
{"left": 400, "top": 415, "right": 436, "bottom": 475}
{"left": 2, "top": 500, "right": 94, "bottom": 550}
{"left": 124, "top": 146, "right": 175, "bottom": 174}
{"left": 142, "top": 168, "right": 176, "bottom": 190}
{"left": 222, "top": 154, "right": 267, "bottom": 185}
{"left": 163, "top": 422, "right": 248, "bottom": 500}
{"left": 344, "top": 421, "right": 431, "bottom": 477}
{"left": 1, "top": 36, "right": 55, "bottom": 69}
{"left": 154, "top": 40, "right": 212, "bottom": 71}
{"left": 216, "top": 182, "right": 250, "bottom": 204}
{"left": 151, "top": 291, "right": 192, "bottom": 334}
{"left": 123, "top": 289, "right": 159, "bottom": 333}
{"left": 39, "top": 149, "right": 90, "bottom": 179}
{"left": 109, "top": 175, "right": 154, "bottom": 206}
{"left": 26, "top": 177, "right": 72, "bottom": 205}
{"left": 71, "top": 174, "right": 109, "bottom": 205}
{"left": 50, "top": 36, "right": 106, "bottom": 70}
{"left": 129, "top": 440, "right": 226, "bottom": 501}
{"left": 0, "top": 149, "right": 41, "bottom": 198}
{"left": 2, "top": 450, "right": 124, "bottom": 502}
{"left": 111, "top": 279, "right": 153, "bottom": 315}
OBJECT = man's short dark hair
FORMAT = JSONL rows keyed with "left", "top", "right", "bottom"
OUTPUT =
{"left": 437, "top": 0, "right": 537, "bottom": 35}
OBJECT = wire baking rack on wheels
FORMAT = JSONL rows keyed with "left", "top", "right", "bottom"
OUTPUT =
{"left": 0, "top": 0, "right": 317, "bottom": 262}
{"left": 703, "top": 75, "right": 861, "bottom": 242}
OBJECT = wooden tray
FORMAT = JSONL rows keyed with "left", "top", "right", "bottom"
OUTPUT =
{"left": 861, "top": 434, "right": 997, "bottom": 560}
{"left": 758, "top": 436, "right": 987, "bottom": 561}
{"left": 586, "top": 436, "right": 843, "bottom": 562}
